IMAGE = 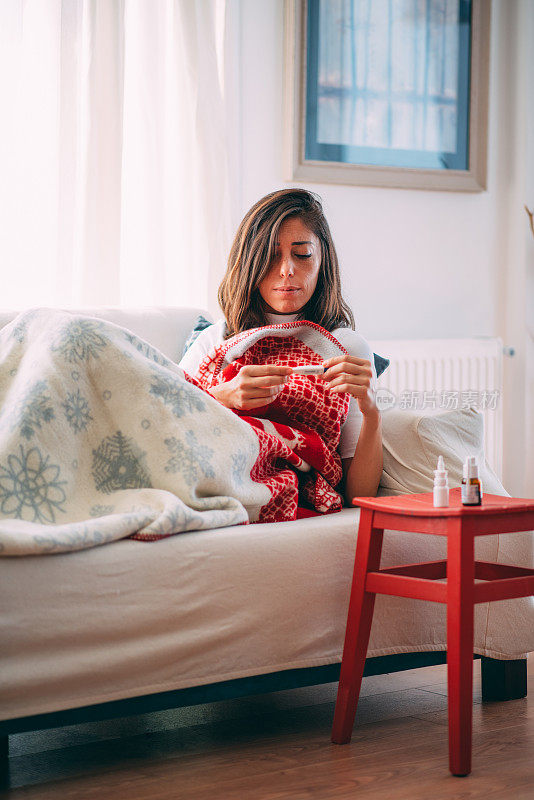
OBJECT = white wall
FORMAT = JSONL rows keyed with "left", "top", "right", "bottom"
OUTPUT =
{"left": 523, "top": 0, "right": 534, "bottom": 496}
{"left": 493, "top": 0, "right": 534, "bottom": 499}
{"left": 218, "top": 0, "right": 533, "bottom": 495}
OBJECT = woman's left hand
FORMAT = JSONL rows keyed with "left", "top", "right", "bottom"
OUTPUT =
{"left": 320, "top": 356, "right": 378, "bottom": 417}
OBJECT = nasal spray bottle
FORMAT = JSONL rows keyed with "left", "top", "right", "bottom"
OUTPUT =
{"left": 461, "top": 456, "right": 483, "bottom": 505}
{"left": 433, "top": 455, "right": 449, "bottom": 507}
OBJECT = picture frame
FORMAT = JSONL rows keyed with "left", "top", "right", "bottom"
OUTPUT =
{"left": 283, "top": 0, "right": 491, "bottom": 192}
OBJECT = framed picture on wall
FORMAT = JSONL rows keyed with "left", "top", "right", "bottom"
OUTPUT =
{"left": 284, "top": 0, "right": 491, "bottom": 191}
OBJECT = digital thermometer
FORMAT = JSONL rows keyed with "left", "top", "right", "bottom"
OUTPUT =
{"left": 291, "top": 364, "right": 326, "bottom": 376}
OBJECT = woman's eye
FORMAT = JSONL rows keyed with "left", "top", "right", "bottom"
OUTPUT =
{"left": 271, "top": 252, "right": 312, "bottom": 262}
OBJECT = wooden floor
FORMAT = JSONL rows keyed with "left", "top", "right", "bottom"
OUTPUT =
{"left": 1, "top": 658, "right": 533, "bottom": 799}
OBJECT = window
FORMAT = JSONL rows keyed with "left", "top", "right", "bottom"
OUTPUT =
{"left": 284, "top": 0, "right": 490, "bottom": 191}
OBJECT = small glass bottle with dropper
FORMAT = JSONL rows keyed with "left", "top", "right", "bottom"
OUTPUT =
{"left": 461, "top": 456, "right": 482, "bottom": 505}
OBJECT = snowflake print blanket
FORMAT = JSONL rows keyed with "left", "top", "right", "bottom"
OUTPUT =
{"left": 0, "top": 311, "right": 350, "bottom": 555}
{"left": 194, "top": 321, "right": 351, "bottom": 523}
{"left": 0, "top": 309, "right": 273, "bottom": 555}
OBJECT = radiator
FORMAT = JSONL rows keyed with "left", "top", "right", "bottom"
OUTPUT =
{"left": 369, "top": 336, "right": 503, "bottom": 480}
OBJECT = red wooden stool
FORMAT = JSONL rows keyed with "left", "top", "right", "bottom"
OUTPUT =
{"left": 331, "top": 487, "right": 534, "bottom": 776}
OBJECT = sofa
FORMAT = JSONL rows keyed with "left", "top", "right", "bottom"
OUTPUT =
{"left": 1, "top": 306, "right": 532, "bottom": 761}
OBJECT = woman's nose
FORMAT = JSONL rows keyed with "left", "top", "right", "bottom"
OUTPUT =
{"left": 279, "top": 257, "right": 295, "bottom": 277}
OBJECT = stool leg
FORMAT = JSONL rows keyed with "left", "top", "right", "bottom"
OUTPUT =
{"left": 332, "top": 509, "right": 384, "bottom": 744}
{"left": 447, "top": 519, "right": 475, "bottom": 777}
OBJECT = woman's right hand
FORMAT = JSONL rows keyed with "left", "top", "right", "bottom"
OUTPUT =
{"left": 208, "top": 364, "right": 293, "bottom": 411}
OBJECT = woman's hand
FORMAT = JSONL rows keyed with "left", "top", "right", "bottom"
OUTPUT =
{"left": 208, "top": 364, "right": 293, "bottom": 411}
{"left": 320, "top": 356, "right": 378, "bottom": 417}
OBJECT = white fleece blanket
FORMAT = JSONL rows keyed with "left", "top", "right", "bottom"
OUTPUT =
{"left": 0, "top": 309, "right": 270, "bottom": 555}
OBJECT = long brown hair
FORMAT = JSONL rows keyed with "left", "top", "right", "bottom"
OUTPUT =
{"left": 218, "top": 188, "right": 355, "bottom": 338}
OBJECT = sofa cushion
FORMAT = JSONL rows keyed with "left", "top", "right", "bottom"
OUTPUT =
{"left": 182, "top": 314, "right": 213, "bottom": 355}
{"left": 378, "top": 406, "right": 508, "bottom": 497}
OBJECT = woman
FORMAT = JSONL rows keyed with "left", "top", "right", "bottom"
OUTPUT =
{"left": 180, "top": 188, "right": 382, "bottom": 504}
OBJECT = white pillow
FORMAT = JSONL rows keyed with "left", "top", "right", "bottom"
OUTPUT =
{"left": 377, "top": 407, "right": 509, "bottom": 498}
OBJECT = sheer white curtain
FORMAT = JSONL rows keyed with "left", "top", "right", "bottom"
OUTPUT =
{"left": 0, "top": 0, "right": 232, "bottom": 313}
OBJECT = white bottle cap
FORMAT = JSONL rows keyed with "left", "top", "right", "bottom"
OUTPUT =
{"left": 433, "top": 455, "right": 448, "bottom": 486}
{"left": 433, "top": 455, "right": 449, "bottom": 506}
{"left": 467, "top": 455, "right": 479, "bottom": 479}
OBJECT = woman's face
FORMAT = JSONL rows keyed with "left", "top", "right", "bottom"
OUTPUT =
{"left": 257, "top": 216, "right": 321, "bottom": 315}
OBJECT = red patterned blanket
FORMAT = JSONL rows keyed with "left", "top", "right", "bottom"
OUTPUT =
{"left": 194, "top": 322, "right": 351, "bottom": 522}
